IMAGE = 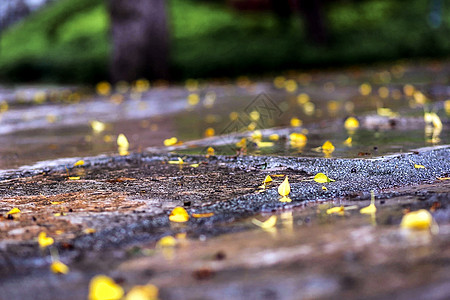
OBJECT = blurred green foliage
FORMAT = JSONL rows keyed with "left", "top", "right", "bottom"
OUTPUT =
{"left": 0, "top": 0, "right": 449, "bottom": 83}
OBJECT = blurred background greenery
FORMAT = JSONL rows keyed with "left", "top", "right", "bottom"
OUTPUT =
{"left": 0, "top": 0, "right": 449, "bottom": 83}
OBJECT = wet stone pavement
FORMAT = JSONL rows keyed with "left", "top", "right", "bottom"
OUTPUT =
{"left": 0, "top": 61, "right": 449, "bottom": 299}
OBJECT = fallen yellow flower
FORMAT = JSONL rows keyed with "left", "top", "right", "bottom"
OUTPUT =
{"left": 156, "top": 236, "right": 177, "bottom": 248}
{"left": 236, "top": 138, "right": 247, "bottom": 148}
{"left": 252, "top": 215, "right": 277, "bottom": 229}
{"left": 414, "top": 164, "right": 425, "bottom": 169}
{"left": 326, "top": 206, "right": 344, "bottom": 215}
{"left": 74, "top": 160, "right": 85, "bottom": 167}
{"left": 207, "top": 147, "right": 215, "bottom": 156}
{"left": 400, "top": 209, "right": 435, "bottom": 231}
{"left": 256, "top": 141, "right": 274, "bottom": 148}
{"left": 360, "top": 190, "right": 377, "bottom": 214}
{"left": 263, "top": 175, "right": 273, "bottom": 184}
{"left": 38, "top": 232, "right": 54, "bottom": 248}
{"left": 278, "top": 176, "right": 290, "bottom": 196}
{"left": 163, "top": 137, "right": 178, "bottom": 146}
{"left": 50, "top": 261, "right": 69, "bottom": 274}
{"left": 125, "top": 285, "right": 159, "bottom": 300}
{"left": 269, "top": 134, "right": 279, "bottom": 141}
{"left": 169, "top": 207, "right": 189, "bottom": 223}
{"left": 279, "top": 196, "right": 292, "bottom": 203}
{"left": 343, "top": 137, "right": 352, "bottom": 146}
{"left": 322, "top": 140, "right": 335, "bottom": 152}
{"left": 90, "top": 120, "right": 106, "bottom": 133}
{"left": 189, "top": 163, "right": 199, "bottom": 168}
{"left": 314, "top": 173, "right": 335, "bottom": 183}
{"left": 192, "top": 212, "right": 214, "bottom": 218}
{"left": 68, "top": 176, "right": 80, "bottom": 180}
{"left": 290, "top": 117, "right": 302, "bottom": 127}
{"left": 88, "top": 275, "right": 124, "bottom": 300}
{"left": 7, "top": 207, "right": 21, "bottom": 215}
{"left": 117, "top": 133, "right": 129, "bottom": 148}
{"left": 168, "top": 157, "right": 184, "bottom": 165}
{"left": 344, "top": 117, "right": 359, "bottom": 130}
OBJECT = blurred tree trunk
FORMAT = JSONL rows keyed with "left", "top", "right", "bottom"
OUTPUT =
{"left": 108, "top": 0, "right": 169, "bottom": 82}
{"left": 297, "top": 0, "right": 328, "bottom": 45}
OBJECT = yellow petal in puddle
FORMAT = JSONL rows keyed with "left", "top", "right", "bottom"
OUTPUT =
{"left": 256, "top": 141, "right": 274, "bottom": 148}
{"left": 400, "top": 209, "right": 436, "bottom": 231}
{"left": 314, "top": 173, "right": 335, "bottom": 183}
{"left": 50, "top": 261, "right": 69, "bottom": 274}
{"left": 163, "top": 137, "right": 178, "bottom": 146}
{"left": 190, "top": 163, "right": 199, "bottom": 168}
{"left": 322, "top": 140, "right": 335, "bottom": 152}
{"left": 169, "top": 207, "right": 189, "bottom": 222}
{"left": 326, "top": 206, "right": 344, "bottom": 215}
{"left": 68, "top": 176, "right": 80, "bottom": 180}
{"left": 279, "top": 196, "right": 292, "bottom": 203}
{"left": 236, "top": 138, "right": 247, "bottom": 148}
{"left": 414, "top": 164, "right": 425, "bottom": 169}
{"left": 269, "top": 134, "right": 279, "bottom": 141}
{"left": 88, "top": 275, "right": 124, "bottom": 300}
{"left": 157, "top": 236, "right": 177, "bottom": 247}
{"left": 290, "top": 117, "right": 302, "bottom": 127}
{"left": 360, "top": 190, "right": 377, "bottom": 214}
{"left": 204, "top": 127, "right": 215, "bottom": 137}
{"left": 117, "top": 134, "right": 129, "bottom": 148}
{"left": 437, "top": 177, "right": 450, "bottom": 180}
{"left": 90, "top": 120, "right": 106, "bottom": 133}
{"left": 7, "top": 207, "right": 21, "bottom": 215}
{"left": 343, "top": 137, "right": 352, "bottom": 146}
{"left": 252, "top": 215, "right": 277, "bottom": 229}
{"left": 125, "top": 285, "right": 159, "bottom": 300}
{"left": 168, "top": 157, "right": 184, "bottom": 165}
{"left": 84, "top": 228, "right": 96, "bottom": 234}
{"left": 322, "top": 186, "right": 328, "bottom": 191}
{"left": 344, "top": 117, "right": 359, "bottom": 130}
{"left": 278, "top": 176, "right": 290, "bottom": 196}
{"left": 74, "top": 160, "right": 84, "bottom": 167}
{"left": 38, "top": 232, "right": 54, "bottom": 248}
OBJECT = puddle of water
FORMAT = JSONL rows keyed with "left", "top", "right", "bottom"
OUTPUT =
{"left": 0, "top": 61, "right": 448, "bottom": 169}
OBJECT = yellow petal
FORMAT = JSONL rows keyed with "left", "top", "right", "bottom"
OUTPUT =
{"left": 263, "top": 175, "right": 273, "bottom": 184}
{"left": 90, "top": 120, "right": 106, "bottom": 133}
{"left": 360, "top": 204, "right": 377, "bottom": 214}
{"left": 344, "top": 117, "right": 359, "bottom": 130}
{"left": 314, "top": 173, "right": 335, "bottom": 183}
{"left": 38, "top": 232, "right": 54, "bottom": 248}
{"left": 236, "top": 138, "right": 247, "bottom": 148}
{"left": 279, "top": 196, "right": 292, "bottom": 203}
{"left": 256, "top": 141, "right": 274, "bottom": 148}
{"left": 343, "top": 137, "right": 352, "bottom": 146}
{"left": 125, "top": 285, "right": 159, "bottom": 300}
{"left": 289, "top": 133, "right": 307, "bottom": 142}
{"left": 414, "top": 164, "right": 425, "bottom": 169}
{"left": 187, "top": 93, "right": 200, "bottom": 106}
{"left": 68, "top": 176, "right": 80, "bottom": 180}
{"left": 322, "top": 141, "right": 335, "bottom": 152}
{"left": 117, "top": 134, "right": 129, "bottom": 148}
{"left": 168, "top": 157, "right": 184, "bottom": 164}
{"left": 163, "top": 137, "right": 178, "bottom": 146}
{"left": 278, "top": 176, "right": 290, "bottom": 196}
{"left": 7, "top": 207, "right": 21, "bottom": 215}
{"left": 326, "top": 206, "right": 344, "bottom": 215}
{"left": 84, "top": 228, "right": 96, "bottom": 234}
{"left": 400, "top": 209, "right": 434, "bottom": 230}
{"left": 204, "top": 127, "right": 215, "bottom": 137}
{"left": 74, "top": 160, "right": 85, "bottom": 167}
{"left": 192, "top": 212, "right": 214, "bottom": 218}
{"left": 437, "top": 177, "right": 450, "bottom": 180}
{"left": 88, "top": 275, "right": 124, "bottom": 300}
{"left": 190, "top": 163, "right": 199, "bottom": 168}
{"left": 50, "top": 261, "right": 69, "bottom": 274}
{"left": 269, "top": 134, "right": 279, "bottom": 141}
{"left": 252, "top": 215, "right": 277, "bottom": 229}
{"left": 322, "top": 186, "right": 328, "bottom": 191}
{"left": 251, "top": 130, "right": 262, "bottom": 141}
{"left": 169, "top": 207, "right": 189, "bottom": 223}
{"left": 207, "top": 147, "right": 215, "bottom": 155}
{"left": 290, "top": 117, "right": 302, "bottom": 127}
{"left": 157, "top": 236, "right": 177, "bottom": 248}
